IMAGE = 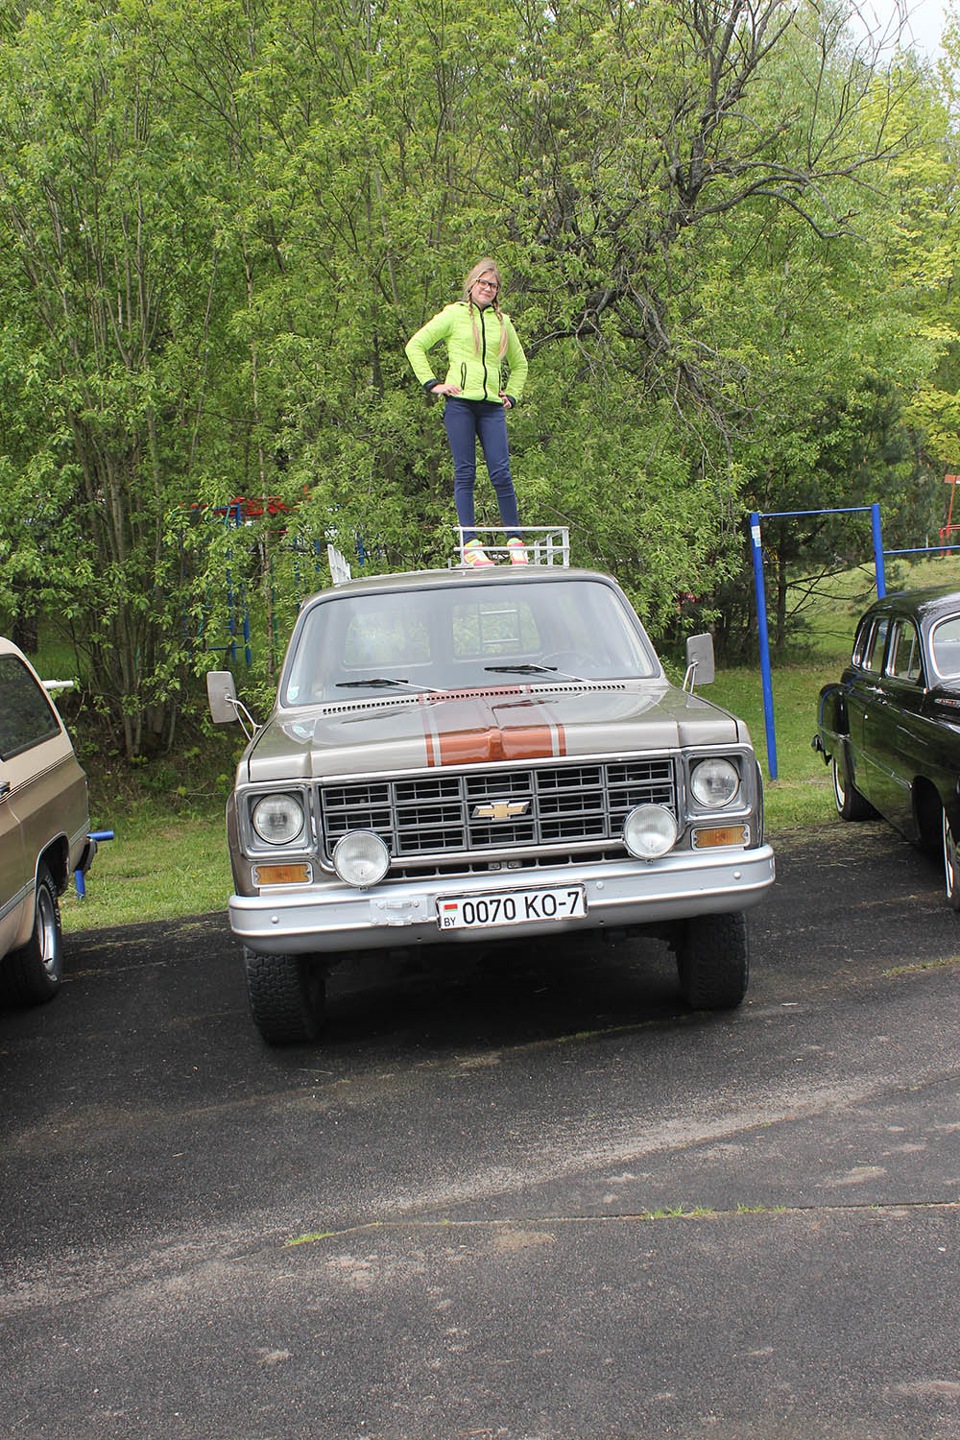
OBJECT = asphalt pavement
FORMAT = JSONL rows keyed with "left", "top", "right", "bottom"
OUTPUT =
{"left": 1, "top": 820, "right": 958, "bottom": 1440}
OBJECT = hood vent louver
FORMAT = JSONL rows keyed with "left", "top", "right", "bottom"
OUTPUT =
{"left": 315, "top": 681, "right": 630, "bottom": 716}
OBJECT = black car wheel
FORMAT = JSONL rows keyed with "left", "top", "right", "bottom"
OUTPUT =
{"left": 244, "top": 948, "right": 327, "bottom": 1044}
{"left": 832, "top": 754, "right": 874, "bottom": 822}
{"left": 942, "top": 809, "right": 960, "bottom": 912}
{"left": 3, "top": 867, "right": 63, "bottom": 1005}
{"left": 676, "top": 911, "right": 749, "bottom": 1010}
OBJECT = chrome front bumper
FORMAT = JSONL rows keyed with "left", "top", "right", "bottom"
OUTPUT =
{"left": 228, "top": 844, "right": 776, "bottom": 956}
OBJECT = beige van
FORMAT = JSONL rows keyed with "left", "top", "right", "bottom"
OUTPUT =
{"left": 0, "top": 637, "right": 95, "bottom": 1004}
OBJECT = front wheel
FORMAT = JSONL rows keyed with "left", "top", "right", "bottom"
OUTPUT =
{"left": 3, "top": 867, "right": 63, "bottom": 1005}
{"left": 832, "top": 754, "right": 874, "bottom": 822}
{"left": 942, "top": 809, "right": 960, "bottom": 912}
{"left": 243, "top": 948, "right": 327, "bottom": 1044}
{"left": 676, "top": 911, "right": 749, "bottom": 1011}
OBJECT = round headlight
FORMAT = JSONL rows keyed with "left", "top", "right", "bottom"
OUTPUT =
{"left": 252, "top": 793, "right": 305, "bottom": 845}
{"left": 333, "top": 831, "right": 390, "bottom": 888}
{"left": 623, "top": 804, "right": 678, "bottom": 859}
{"left": 690, "top": 758, "right": 740, "bottom": 808}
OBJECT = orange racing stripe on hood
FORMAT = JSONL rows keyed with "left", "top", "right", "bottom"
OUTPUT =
{"left": 421, "top": 690, "right": 567, "bottom": 766}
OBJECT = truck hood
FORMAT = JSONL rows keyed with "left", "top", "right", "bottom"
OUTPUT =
{"left": 238, "top": 682, "right": 750, "bottom": 784}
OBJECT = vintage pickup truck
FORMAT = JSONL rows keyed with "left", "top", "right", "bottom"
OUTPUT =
{"left": 209, "top": 563, "right": 775, "bottom": 1043}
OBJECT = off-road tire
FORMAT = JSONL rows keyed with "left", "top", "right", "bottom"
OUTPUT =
{"left": 244, "top": 948, "right": 327, "bottom": 1044}
{"left": 677, "top": 911, "right": 749, "bottom": 1011}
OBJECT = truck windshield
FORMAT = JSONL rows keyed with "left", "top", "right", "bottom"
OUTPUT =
{"left": 282, "top": 578, "right": 660, "bottom": 705}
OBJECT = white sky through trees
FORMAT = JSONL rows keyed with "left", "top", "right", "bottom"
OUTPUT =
{"left": 848, "top": 0, "right": 948, "bottom": 57}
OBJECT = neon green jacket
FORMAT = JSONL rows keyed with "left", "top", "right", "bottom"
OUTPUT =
{"left": 405, "top": 301, "right": 528, "bottom": 404}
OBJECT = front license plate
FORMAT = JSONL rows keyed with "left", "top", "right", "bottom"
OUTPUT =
{"left": 437, "top": 886, "right": 587, "bottom": 931}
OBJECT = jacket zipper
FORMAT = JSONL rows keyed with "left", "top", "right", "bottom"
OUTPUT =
{"left": 479, "top": 308, "right": 490, "bottom": 399}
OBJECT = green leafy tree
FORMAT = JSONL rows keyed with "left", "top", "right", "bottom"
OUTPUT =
{"left": 0, "top": 0, "right": 956, "bottom": 751}
{"left": 0, "top": 0, "right": 252, "bottom": 753}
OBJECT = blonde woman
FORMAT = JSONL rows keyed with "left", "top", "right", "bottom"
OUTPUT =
{"left": 405, "top": 259, "right": 529, "bottom": 566}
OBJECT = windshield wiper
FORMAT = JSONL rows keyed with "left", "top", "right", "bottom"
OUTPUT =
{"left": 485, "top": 663, "right": 556, "bottom": 675}
{"left": 336, "top": 677, "right": 441, "bottom": 694}
{"left": 484, "top": 663, "right": 586, "bottom": 681}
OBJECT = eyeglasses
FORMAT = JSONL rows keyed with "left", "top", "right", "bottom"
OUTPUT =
{"left": 474, "top": 279, "right": 499, "bottom": 292}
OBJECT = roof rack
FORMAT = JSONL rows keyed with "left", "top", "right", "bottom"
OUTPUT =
{"left": 326, "top": 526, "right": 572, "bottom": 587}
{"left": 451, "top": 525, "right": 571, "bottom": 568}
{"left": 327, "top": 542, "right": 354, "bottom": 586}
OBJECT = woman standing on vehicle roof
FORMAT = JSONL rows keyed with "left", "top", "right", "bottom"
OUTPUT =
{"left": 405, "top": 258, "right": 529, "bottom": 568}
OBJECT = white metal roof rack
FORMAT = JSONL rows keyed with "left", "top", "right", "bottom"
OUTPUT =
{"left": 451, "top": 525, "right": 571, "bottom": 568}
{"left": 327, "top": 542, "right": 353, "bottom": 586}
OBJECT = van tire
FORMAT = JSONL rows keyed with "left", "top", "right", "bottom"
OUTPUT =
{"left": 3, "top": 868, "right": 63, "bottom": 1005}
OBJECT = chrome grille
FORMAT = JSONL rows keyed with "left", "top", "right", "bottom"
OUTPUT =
{"left": 320, "top": 758, "right": 677, "bottom": 864}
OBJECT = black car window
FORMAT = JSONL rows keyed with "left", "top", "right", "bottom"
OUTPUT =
{"left": 931, "top": 616, "right": 960, "bottom": 678}
{"left": 851, "top": 619, "right": 872, "bottom": 666}
{"left": 886, "top": 621, "right": 923, "bottom": 682}
{"left": 0, "top": 655, "right": 61, "bottom": 759}
{"left": 861, "top": 617, "right": 889, "bottom": 674}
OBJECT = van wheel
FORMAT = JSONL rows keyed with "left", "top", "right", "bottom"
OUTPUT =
{"left": 4, "top": 868, "right": 63, "bottom": 1005}
{"left": 243, "top": 948, "right": 327, "bottom": 1044}
{"left": 677, "top": 912, "right": 749, "bottom": 1010}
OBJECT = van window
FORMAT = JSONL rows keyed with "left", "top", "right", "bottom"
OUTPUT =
{"left": 0, "top": 656, "right": 60, "bottom": 759}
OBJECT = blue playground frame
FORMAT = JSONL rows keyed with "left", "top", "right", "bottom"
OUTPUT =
{"left": 749, "top": 502, "right": 886, "bottom": 780}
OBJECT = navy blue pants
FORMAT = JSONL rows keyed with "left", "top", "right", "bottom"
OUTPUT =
{"left": 443, "top": 397, "right": 521, "bottom": 544}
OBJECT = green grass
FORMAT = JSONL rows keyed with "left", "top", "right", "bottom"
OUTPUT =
{"left": 61, "top": 802, "right": 233, "bottom": 935}
{"left": 56, "top": 719, "right": 240, "bottom": 935}
{"left": 710, "top": 665, "right": 838, "bottom": 830}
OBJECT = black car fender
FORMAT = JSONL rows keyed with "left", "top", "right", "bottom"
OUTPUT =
{"left": 912, "top": 775, "right": 946, "bottom": 853}
{"left": 818, "top": 682, "right": 849, "bottom": 737}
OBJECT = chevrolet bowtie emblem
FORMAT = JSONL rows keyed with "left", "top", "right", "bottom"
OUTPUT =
{"left": 474, "top": 799, "right": 530, "bottom": 821}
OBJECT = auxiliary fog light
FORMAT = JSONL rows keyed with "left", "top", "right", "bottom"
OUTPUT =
{"left": 623, "top": 804, "right": 678, "bottom": 859}
{"left": 333, "top": 831, "right": 391, "bottom": 888}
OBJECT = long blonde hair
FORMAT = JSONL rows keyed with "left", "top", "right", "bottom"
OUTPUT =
{"left": 462, "top": 258, "right": 510, "bottom": 360}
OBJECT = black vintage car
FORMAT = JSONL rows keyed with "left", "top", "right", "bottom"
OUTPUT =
{"left": 815, "top": 586, "right": 960, "bottom": 908}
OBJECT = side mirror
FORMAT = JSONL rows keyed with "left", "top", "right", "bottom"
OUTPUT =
{"left": 207, "top": 670, "right": 258, "bottom": 739}
{"left": 207, "top": 670, "right": 239, "bottom": 725}
{"left": 683, "top": 633, "right": 715, "bottom": 690}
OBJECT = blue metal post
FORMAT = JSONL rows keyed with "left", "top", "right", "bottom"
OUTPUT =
{"left": 241, "top": 583, "right": 252, "bottom": 667}
{"left": 749, "top": 502, "right": 885, "bottom": 781}
{"left": 749, "top": 512, "right": 778, "bottom": 780}
{"left": 871, "top": 501, "right": 886, "bottom": 598}
{"left": 74, "top": 830, "right": 115, "bottom": 898}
